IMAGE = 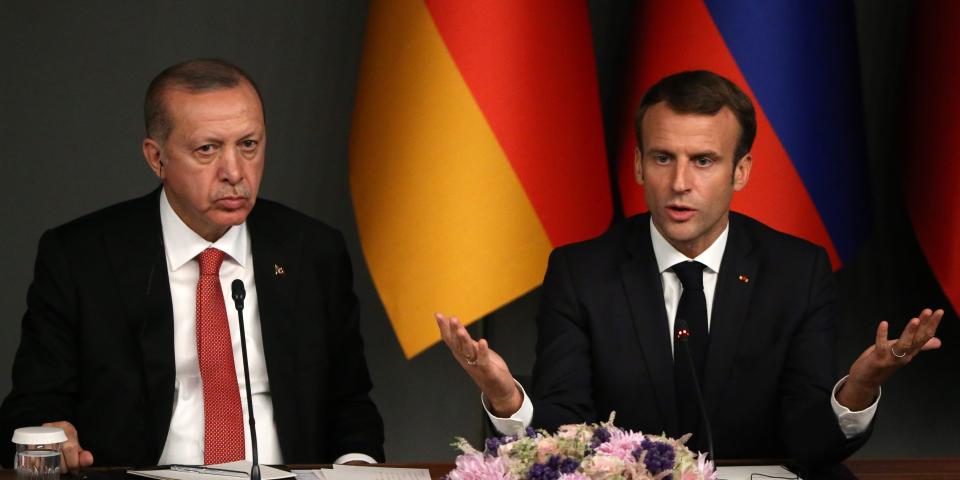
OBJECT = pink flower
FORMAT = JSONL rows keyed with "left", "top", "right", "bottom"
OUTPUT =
{"left": 536, "top": 437, "right": 561, "bottom": 462}
{"left": 695, "top": 453, "right": 718, "bottom": 480}
{"left": 581, "top": 453, "right": 625, "bottom": 479}
{"left": 676, "top": 453, "right": 718, "bottom": 480}
{"left": 595, "top": 430, "right": 645, "bottom": 463}
{"left": 557, "top": 425, "right": 580, "bottom": 439}
{"left": 448, "top": 453, "right": 513, "bottom": 480}
{"left": 557, "top": 473, "right": 590, "bottom": 480}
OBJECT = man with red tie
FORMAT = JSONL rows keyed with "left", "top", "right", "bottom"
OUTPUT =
{"left": 0, "top": 59, "right": 384, "bottom": 470}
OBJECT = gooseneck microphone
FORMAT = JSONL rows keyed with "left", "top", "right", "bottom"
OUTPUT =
{"left": 231, "top": 280, "right": 260, "bottom": 480}
{"left": 675, "top": 318, "right": 716, "bottom": 461}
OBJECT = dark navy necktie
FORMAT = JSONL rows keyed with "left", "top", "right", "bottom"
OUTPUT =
{"left": 672, "top": 260, "right": 708, "bottom": 445}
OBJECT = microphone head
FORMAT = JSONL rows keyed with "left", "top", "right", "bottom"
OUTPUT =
{"left": 231, "top": 279, "right": 246, "bottom": 309}
{"left": 676, "top": 318, "right": 690, "bottom": 342}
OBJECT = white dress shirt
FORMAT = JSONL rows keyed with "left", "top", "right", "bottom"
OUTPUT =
{"left": 157, "top": 190, "right": 283, "bottom": 465}
{"left": 486, "top": 218, "right": 877, "bottom": 439}
{"left": 156, "top": 191, "right": 376, "bottom": 466}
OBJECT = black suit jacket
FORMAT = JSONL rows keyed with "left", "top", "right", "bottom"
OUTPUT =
{"left": 0, "top": 189, "right": 384, "bottom": 466}
{"left": 529, "top": 212, "right": 868, "bottom": 468}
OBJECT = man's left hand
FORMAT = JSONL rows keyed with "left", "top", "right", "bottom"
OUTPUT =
{"left": 838, "top": 308, "right": 944, "bottom": 411}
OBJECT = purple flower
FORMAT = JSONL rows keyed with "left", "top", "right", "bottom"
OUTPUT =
{"left": 591, "top": 427, "right": 611, "bottom": 448}
{"left": 558, "top": 457, "right": 580, "bottom": 474}
{"left": 527, "top": 455, "right": 579, "bottom": 480}
{"left": 485, "top": 437, "right": 503, "bottom": 457}
{"left": 528, "top": 461, "right": 559, "bottom": 480}
{"left": 634, "top": 438, "right": 675, "bottom": 475}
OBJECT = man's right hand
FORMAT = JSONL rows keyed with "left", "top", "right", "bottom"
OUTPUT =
{"left": 42, "top": 421, "right": 93, "bottom": 474}
{"left": 436, "top": 313, "right": 523, "bottom": 417}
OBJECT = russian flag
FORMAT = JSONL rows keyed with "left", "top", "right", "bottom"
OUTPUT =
{"left": 616, "top": 0, "right": 871, "bottom": 269}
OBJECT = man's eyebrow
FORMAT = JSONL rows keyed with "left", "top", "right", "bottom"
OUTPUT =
{"left": 689, "top": 149, "right": 722, "bottom": 159}
{"left": 645, "top": 148, "right": 674, "bottom": 157}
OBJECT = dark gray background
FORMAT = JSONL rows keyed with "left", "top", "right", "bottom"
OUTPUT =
{"left": 0, "top": 0, "right": 956, "bottom": 463}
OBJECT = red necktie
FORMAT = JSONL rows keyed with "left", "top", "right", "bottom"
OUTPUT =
{"left": 196, "top": 247, "right": 245, "bottom": 464}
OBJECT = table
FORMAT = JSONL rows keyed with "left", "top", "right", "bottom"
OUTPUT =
{"left": 3, "top": 459, "right": 960, "bottom": 480}
{"left": 843, "top": 458, "right": 960, "bottom": 479}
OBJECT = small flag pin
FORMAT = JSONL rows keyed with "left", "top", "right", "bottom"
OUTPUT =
{"left": 738, "top": 274, "right": 750, "bottom": 283}
{"left": 274, "top": 264, "right": 286, "bottom": 277}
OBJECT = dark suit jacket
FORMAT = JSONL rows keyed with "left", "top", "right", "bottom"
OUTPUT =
{"left": 0, "top": 189, "right": 384, "bottom": 466}
{"left": 530, "top": 212, "right": 868, "bottom": 468}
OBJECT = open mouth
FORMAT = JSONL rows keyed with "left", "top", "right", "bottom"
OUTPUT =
{"left": 666, "top": 204, "right": 696, "bottom": 220}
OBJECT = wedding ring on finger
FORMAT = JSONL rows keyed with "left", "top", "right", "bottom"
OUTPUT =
{"left": 891, "top": 345, "right": 907, "bottom": 358}
{"left": 465, "top": 356, "right": 478, "bottom": 366}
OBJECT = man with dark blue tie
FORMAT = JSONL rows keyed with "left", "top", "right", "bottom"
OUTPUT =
{"left": 437, "top": 70, "right": 943, "bottom": 473}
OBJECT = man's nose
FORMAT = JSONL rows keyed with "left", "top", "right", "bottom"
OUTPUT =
{"left": 671, "top": 158, "right": 692, "bottom": 192}
{"left": 218, "top": 146, "right": 243, "bottom": 184}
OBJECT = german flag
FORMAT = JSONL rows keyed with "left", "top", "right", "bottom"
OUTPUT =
{"left": 350, "top": 1, "right": 612, "bottom": 358}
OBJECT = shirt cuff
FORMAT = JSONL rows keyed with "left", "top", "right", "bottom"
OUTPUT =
{"left": 831, "top": 374, "right": 880, "bottom": 439}
{"left": 333, "top": 453, "right": 378, "bottom": 465}
{"left": 481, "top": 380, "right": 534, "bottom": 435}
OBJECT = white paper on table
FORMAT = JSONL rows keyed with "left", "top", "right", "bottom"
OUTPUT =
{"left": 129, "top": 460, "right": 296, "bottom": 480}
{"left": 292, "top": 470, "right": 326, "bottom": 480}
{"left": 715, "top": 465, "right": 800, "bottom": 480}
{"left": 302, "top": 465, "right": 431, "bottom": 480}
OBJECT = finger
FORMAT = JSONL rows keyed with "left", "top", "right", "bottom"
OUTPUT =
{"left": 438, "top": 313, "right": 468, "bottom": 354}
{"left": 61, "top": 443, "right": 80, "bottom": 473}
{"left": 896, "top": 317, "right": 922, "bottom": 352}
{"left": 436, "top": 313, "right": 455, "bottom": 345}
{"left": 451, "top": 317, "right": 479, "bottom": 361}
{"left": 917, "top": 309, "right": 945, "bottom": 341}
{"left": 79, "top": 449, "right": 94, "bottom": 468}
{"left": 477, "top": 338, "right": 491, "bottom": 364}
{"left": 920, "top": 337, "right": 943, "bottom": 351}
{"left": 875, "top": 321, "right": 889, "bottom": 354}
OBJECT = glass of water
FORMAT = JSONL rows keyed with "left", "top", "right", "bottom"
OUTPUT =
{"left": 12, "top": 427, "right": 66, "bottom": 480}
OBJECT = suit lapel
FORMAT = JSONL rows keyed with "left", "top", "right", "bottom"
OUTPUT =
{"left": 102, "top": 189, "right": 175, "bottom": 461}
{"left": 620, "top": 216, "right": 680, "bottom": 436}
{"left": 703, "top": 214, "right": 757, "bottom": 420}
{"left": 246, "top": 203, "right": 302, "bottom": 460}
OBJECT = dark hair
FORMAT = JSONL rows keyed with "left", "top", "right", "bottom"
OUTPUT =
{"left": 144, "top": 58, "right": 263, "bottom": 141}
{"left": 634, "top": 70, "right": 756, "bottom": 163}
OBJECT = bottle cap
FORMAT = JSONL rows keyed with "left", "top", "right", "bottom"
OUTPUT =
{"left": 11, "top": 427, "right": 67, "bottom": 445}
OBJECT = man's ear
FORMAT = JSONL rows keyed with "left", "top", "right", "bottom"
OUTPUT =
{"left": 143, "top": 138, "right": 164, "bottom": 179}
{"left": 733, "top": 153, "right": 752, "bottom": 191}
{"left": 634, "top": 147, "right": 644, "bottom": 186}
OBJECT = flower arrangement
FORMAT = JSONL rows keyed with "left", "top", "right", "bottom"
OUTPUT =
{"left": 446, "top": 414, "right": 716, "bottom": 480}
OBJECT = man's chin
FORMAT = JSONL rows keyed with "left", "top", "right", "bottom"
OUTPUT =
{"left": 656, "top": 221, "right": 702, "bottom": 245}
{"left": 209, "top": 208, "right": 253, "bottom": 228}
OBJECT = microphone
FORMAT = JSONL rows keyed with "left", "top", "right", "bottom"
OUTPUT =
{"left": 231, "top": 280, "right": 260, "bottom": 480}
{"left": 675, "top": 318, "right": 715, "bottom": 461}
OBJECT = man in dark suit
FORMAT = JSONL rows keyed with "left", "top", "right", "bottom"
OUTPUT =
{"left": 436, "top": 71, "right": 943, "bottom": 471}
{"left": 0, "top": 59, "right": 384, "bottom": 469}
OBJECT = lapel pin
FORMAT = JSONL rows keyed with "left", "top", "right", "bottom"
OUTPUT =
{"left": 738, "top": 274, "right": 750, "bottom": 283}
{"left": 274, "top": 264, "right": 286, "bottom": 277}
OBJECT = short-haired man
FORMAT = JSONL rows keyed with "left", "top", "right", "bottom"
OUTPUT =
{"left": 437, "top": 70, "right": 943, "bottom": 472}
{"left": 1, "top": 59, "right": 384, "bottom": 470}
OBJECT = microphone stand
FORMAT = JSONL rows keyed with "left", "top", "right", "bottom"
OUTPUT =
{"left": 676, "top": 319, "right": 716, "bottom": 462}
{"left": 232, "top": 280, "right": 260, "bottom": 480}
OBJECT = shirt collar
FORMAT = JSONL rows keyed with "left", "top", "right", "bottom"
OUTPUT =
{"left": 649, "top": 216, "right": 729, "bottom": 274}
{"left": 159, "top": 188, "right": 248, "bottom": 271}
